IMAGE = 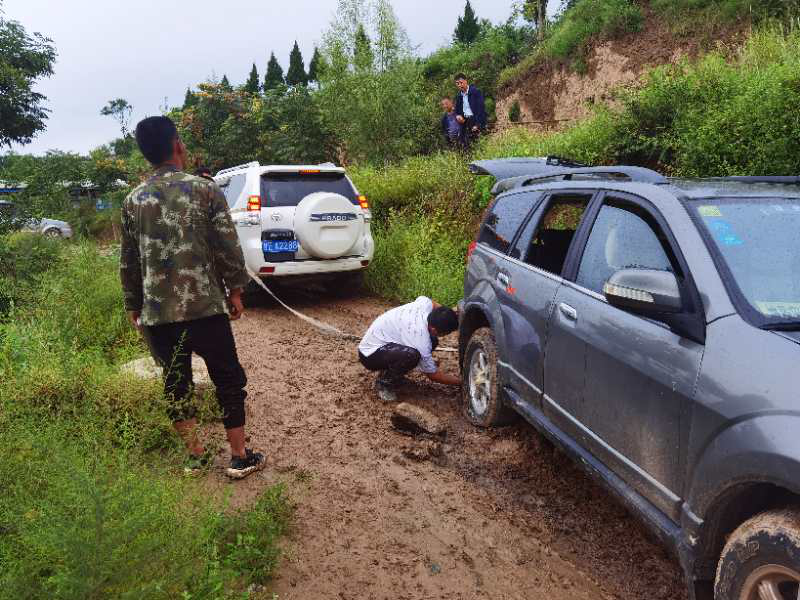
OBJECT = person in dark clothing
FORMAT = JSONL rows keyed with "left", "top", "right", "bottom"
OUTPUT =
{"left": 195, "top": 166, "right": 214, "bottom": 181}
{"left": 440, "top": 97, "right": 462, "bottom": 148}
{"left": 454, "top": 73, "right": 487, "bottom": 149}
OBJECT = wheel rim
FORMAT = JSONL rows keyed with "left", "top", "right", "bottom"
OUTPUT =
{"left": 740, "top": 564, "right": 800, "bottom": 600}
{"left": 468, "top": 348, "right": 491, "bottom": 416}
{"left": 45, "top": 229, "right": 61, "bottom": 238}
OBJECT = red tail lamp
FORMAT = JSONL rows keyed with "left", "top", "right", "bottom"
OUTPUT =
{"left": 259, "top": 266, "right": 275, "bottom": 274}
{"left": 247, "top": 195, "right": 261, "bottom": 211}
{"left": 466, "top": 241, "right": 478, "bottom": 260}
{"left": 357, "top": 195, "right": 369, "bottom": 210}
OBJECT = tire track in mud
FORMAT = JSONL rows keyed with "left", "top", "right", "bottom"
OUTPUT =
{"left": 210, "top": 290, "right": 686, "bottom": 600}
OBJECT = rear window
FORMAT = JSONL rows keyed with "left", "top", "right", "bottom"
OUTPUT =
{"left": 478, "top": 192, "right": 538, "bottom": 254}
{"left": 260, "top": 173, "right": 358, "bottom": 207}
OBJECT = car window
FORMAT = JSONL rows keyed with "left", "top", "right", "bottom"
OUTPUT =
{"left": 261, "top": 173, "right": 358, "bottom": 207}
{"left": 576, "top": 203, "right": 672, "bottom": 294}
{"left": 519, "top": 193, "right": 592, "bottom": 275}
{"left": 478, "top": 192, "right": 539, "bottom": 254}
{"left": 219, "top": 174, "right": 246, "bottom": 208}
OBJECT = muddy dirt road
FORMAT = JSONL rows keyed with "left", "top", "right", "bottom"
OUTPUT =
{"left": 211, "top": 290, "right": 687, "bottom": 600}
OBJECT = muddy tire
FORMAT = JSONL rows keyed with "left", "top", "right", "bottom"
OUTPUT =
{"left": 461, "top": 327, "right": 517, "bottom": 427}
{"left": 715, "top": 507, "right": 800, "bottom": 600}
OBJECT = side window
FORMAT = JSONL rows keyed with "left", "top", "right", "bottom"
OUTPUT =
{"left": 520, "top": 193, "right": 592, "bottom": 275}
{"left": 220, "top": 174, "right": 247, "bottom": 208}
{"left": 576, "top": 202, "right": 673, "bottom": 294}
{"left": 478, "top": 192, "right": 539, "bottom": 254}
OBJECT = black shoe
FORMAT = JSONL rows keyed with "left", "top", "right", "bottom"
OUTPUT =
{"left": 225, "top": 449, "right": 266, "bottom": 480}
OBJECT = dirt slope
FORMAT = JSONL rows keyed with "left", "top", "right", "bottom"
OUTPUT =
{"left": 496, "top": 8, "right": 747, "bottom": 132}
{"left": 205, "top": 289, "right": 686, "bottom": 600}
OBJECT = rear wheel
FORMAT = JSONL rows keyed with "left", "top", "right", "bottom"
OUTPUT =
{"left": 715, "top": 508, "right": 800, "bottom": 600}
{"left": 462, "top": 328, "right": 517, "bottom": 427}
{"left": 44, "top": 228, "right": 62, "bottom": 238}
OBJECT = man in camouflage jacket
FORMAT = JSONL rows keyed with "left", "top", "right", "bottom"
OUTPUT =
{"left": 121, "top": 116, "right": 264, "bottom": 479}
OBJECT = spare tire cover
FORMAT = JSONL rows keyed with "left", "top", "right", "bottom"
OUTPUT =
{"left": 294, "top": 192, "right": 361, "bottom": 259}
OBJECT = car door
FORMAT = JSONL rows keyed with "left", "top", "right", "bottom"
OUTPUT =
{"left": 544, "top": 193, "right": 704, "bottom": 519}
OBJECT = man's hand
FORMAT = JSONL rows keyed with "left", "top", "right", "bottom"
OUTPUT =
{"left": 127, "top": 311, "right": 142, "bottom": 333}
{"left": 228, "top": 288, "right": 245, "bottom": 321}
{"left": 426, "top": 370, "right": 462, "bottom": 387}
{"left": 456, "top": 115, "right": 465, "bottom": 124}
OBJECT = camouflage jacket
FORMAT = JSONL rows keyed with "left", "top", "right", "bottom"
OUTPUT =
{"left": 120, "top": 166, "right": 250, "bottom": 326}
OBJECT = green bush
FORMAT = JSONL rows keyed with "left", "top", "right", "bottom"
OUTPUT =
{"left": 508, "top": 100, "right": 522, "bottom": 122}
{"left": 651, "top": 0, "right": 797, "bottom": 23}
{"left": 0, "top": 232, "right": 63, "bottom": 315}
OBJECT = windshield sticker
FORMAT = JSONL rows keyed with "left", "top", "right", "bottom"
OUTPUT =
{"left": 756, "top": 302, "right": 800, "bottom": 318}
{"left": 699, "top": 205, "right": 723, "bottom": 217}
{"left": 708, "top": 220, "right": 744, "bottom": 246}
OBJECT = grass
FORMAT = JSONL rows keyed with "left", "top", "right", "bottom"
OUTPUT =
{"left": 0, "top": 235, "right": 292, "bottom": 599}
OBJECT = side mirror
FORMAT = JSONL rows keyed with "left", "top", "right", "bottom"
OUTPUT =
{"left": 603, "top": 268, "right": 682, "bottom": 315}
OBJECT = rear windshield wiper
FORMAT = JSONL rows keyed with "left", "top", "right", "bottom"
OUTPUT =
{"left": 761, "top": 321, "right": 800, "bottom": 331}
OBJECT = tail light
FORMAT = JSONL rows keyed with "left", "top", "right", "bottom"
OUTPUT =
{"left": 357, "top": 195, "right": 369, "bottom": 210}
{"left": 467, "top": 241, "right": 478, "bottom": 261}
{"left": 259, "top": 266, "right": 275, "bottom": 274}
{"left": 247, "top": 195, "right": 261, "bottom": 211}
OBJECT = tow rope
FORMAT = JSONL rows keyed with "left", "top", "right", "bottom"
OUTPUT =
{"left": 246, "top": 269, "right": 458, "bottom": 353}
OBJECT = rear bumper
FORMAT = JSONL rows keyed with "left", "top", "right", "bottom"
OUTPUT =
{"left": 250, "top": 256, "right": 371, "bottom": 277}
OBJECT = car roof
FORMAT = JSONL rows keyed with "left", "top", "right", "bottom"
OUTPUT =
{"left": 667, "top": 179, "right": 800, "bottom": 200}
{"left": 214, "top": 162, "right": 345, "bottom": 179}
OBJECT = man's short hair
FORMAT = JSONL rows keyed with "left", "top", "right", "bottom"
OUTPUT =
{"left": 195, "top": 166, "right": 213, "bottom": 180}
{"left": 135, "top": 116, "right": 178, "bottom": 165}
{"left": 428, "top": 306, "right": 458, "bottom": 335}
{"left": 454, "top": 73, "right": 468, "bottom": 82}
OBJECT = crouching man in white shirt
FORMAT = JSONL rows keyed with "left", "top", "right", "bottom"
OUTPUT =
{"left": 358, "top": 296, "right": 461, "bottom": 402}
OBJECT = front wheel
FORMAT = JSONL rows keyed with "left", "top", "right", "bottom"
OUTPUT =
{"left": 715, "top": 508, "right": 800, "bottom": 600}
{"left": 461, "top": 328, "right": 517, "bottom": 427}
{"left": 44, "top": 228, "right": 62, "bottom": 238}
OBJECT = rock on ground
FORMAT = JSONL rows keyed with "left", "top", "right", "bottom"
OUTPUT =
{"left": 120, "top": 356, "right": 213, "bottom": 393}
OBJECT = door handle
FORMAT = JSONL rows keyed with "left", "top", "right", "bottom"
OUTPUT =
{"left": 497, "top": 273, "right": 510, "bottom": 287}
{"left": 559, "top": 303, "right": 578, "bottom": 321}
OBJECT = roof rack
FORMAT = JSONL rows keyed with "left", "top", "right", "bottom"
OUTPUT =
{"left": 492, "top": 166, "right": 667, "bottom": 195}
{"left": 215, "top": 161, "right": 260, "bottom": 178}
{"left": 706, "top": 176, "right": 800, "bottom": 185}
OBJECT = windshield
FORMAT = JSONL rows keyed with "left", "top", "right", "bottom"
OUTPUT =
{"left": 691, "top": 198, "right": 800, "bottom": 326}
{"left": 260, "top": 173, "right": 358, "bottom": 207}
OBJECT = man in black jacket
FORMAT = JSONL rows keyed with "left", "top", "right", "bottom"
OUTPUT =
{"left": 454, "top": 73, "right": 487, "bottom": 149}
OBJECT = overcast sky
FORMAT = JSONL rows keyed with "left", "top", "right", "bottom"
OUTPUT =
{"left": 4, "top": 0, "right": 517, "bottom": 156}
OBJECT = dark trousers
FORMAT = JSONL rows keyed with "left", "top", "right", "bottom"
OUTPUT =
{"left": 359, "top": 343, "right": 421, "bottom": 387}
{"left": 459, "top": 117, "right": 482, "bottom": 150}
{"left": 142, "top": 313, "right": 247, "bottom": 429}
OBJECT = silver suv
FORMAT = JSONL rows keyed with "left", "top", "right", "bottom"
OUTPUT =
{"left": 460, "top": 161, "right": 800, "bottom": 600}
{"left": 213, "top": 162, "right": 374, "bottom": 289}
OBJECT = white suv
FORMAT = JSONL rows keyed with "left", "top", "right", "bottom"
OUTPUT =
{"left": 214, "top": 162, "right": 374, "bottom": 290}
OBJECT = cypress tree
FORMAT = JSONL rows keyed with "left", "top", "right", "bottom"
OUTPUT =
{"left": 454, "top": 1, "right": 480, "bottom": 45}
{"left": 220, "top": 74, "right": 232, "bottom": 90}
{"left": 244, "top": 63, "right": 260, "bottom": 94}
{"left": 264, "top": 52, "right": 285, "bottom": 90}
{"left": 308, "top": 47, "right": 322, "bottom": 83}
{"left": 286, "top": 41, "right": 308, "bottom": 86}
{"left": 183, "top": 88, "right": 198, "bottom": 109}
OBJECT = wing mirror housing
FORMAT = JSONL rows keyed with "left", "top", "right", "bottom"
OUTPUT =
{"left": 603, "top": 269, "right": 682, "bottom": 315}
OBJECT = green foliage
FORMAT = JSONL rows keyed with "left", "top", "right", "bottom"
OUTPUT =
{"left": 0, "top": 12, "right": 57, "bottom": 147}
{"left": 0, "top": 232, "right": 61, "bottom": 314}
{"left": 264, "top": 52, "right": 285, "bottom": 90}
{"left": 184, "top": 87, "right": 198, "bottom": 109}
{"left": 286, "top": 41, "right": 308, "bottom": 86}
{"left": 454, "top": 1, "right": 481, "bottom": 45}
{"left": 0, "top": 240, "right": 292, "bottom": 598}
{"left": 509, "top": 99, "right": 522, "bottom": 122}
{"left": 244, "top": 63, "right": 260, "bottom": 94}
{"left": 220, "top": 74, "right": 232, "bottom": 90}
{"left": 100, "top": 98, "right": 134, "bottom": 137}
{"left": 651, "top": 0, "right": 797, "bottom": 23}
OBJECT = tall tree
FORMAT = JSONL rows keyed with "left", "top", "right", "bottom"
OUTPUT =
{"left": 100, "top": 98, "right": 134, "bottom": 137}
{"left": 220, "top": 74, "right": 232, "bottom": 90}
{"left": 373, "top": 0, "right": 411, "bottom": 72}
{"left": 286, "top": 41, "right": 308, "bottom": 86}
{"left": 308, "top": 47, "right": 323, "bottom": 83}
{"left": 524, "top": 0, "right": 549, "bottom": 39}
{"left": 0, "top": 10, "right": 57, "bottom": 147}
{"left": 353, "top": 23, "right": 373, "bottom": 71}
{"left": 183, "top": 88, "right": 198, "bottom": 109}
{"left": 264, "top": 52, "right": 285, "bottom": 89}
{"left": 244, "top": 63, "right": 260, "bottom": 93}
{"left": 454, "top": 1, "right": 480, "bottom": 45}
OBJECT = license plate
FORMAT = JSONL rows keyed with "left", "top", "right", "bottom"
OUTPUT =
{"left": 263, "top": 240, "right": 299, "bottom": 253}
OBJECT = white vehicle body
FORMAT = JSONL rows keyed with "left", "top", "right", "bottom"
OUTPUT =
{"left": 213, "top": 162, "right": 374, "bottom": 284}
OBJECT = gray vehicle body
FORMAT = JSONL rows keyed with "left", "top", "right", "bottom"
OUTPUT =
{"left": 459, "top": 162, "right": 800, "bottom": 600}
{"left": 0, "top": 200, "right": 73, "bottom": 238}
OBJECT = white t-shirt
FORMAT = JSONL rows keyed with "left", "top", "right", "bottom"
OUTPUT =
{"left": 359, "top": 296, "right": 437, "bottom": 374}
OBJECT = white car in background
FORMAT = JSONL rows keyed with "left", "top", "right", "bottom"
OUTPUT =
{"left": 0, "top": 200, "right": 73, "bottom": 238}
{"left": 214, "top": 162, "right": 374, "bottom": 293}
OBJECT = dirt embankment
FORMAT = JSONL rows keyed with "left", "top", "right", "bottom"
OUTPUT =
{"left": 202, "top": 289, "right": 686, "bottom": 600}
{"left": 496, "top": 9, "right": 748, "bottom": 132}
